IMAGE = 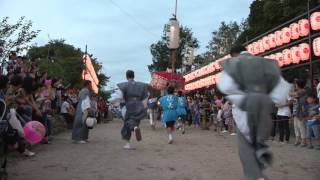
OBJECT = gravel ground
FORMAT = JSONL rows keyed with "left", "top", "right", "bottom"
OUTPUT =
{"left": 6, "top": 120, "right": 320, "bottom": 180}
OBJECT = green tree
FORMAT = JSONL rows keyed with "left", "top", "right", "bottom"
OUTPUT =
{"left": 148, "top": 26, "right": 199, "bottom": 72}
{"left": 0, "top": 16, "right": 40, "bottom": 61}
{"left": 28, "top": 40, "right": 109, "bottom": 88}
{"left": 206, "top": 21, "right": 243, "bottom": 59}
{"left": 237, "top": 0, "right": 320, "bottom": 44}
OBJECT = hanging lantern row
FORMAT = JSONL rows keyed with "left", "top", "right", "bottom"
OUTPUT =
{"left": 184, "top": 54, "right": 230, "bottom": 82}
{"left": 247, "top": 11, "right": 320, "bottom": 55}
{"left": 185, "top": 36, "right": 320, "bottom": 91}
{"left": 314, "top": 37, "right": 320, "bottom": 56}
{"left": 185, "top": 74, "right": 219, "bottom": 91}
{"left": 264, "top": 43, "right": 310, "bottom": 67}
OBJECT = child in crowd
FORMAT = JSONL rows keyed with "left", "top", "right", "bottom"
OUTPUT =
{"left": 304, "top": 94, "right": 320, "bottom": 149}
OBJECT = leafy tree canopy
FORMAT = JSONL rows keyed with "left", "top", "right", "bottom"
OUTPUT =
{"left": 237, "top": 0, "right": 320, "bottom": 44}
{"left": 27, "top": 39, "right": 109, "bottom": 88}
{"left": 0, "top": 16, "right": 40, "bottom": 61}
{"left": 149, "top": 26, "right": 199, "bottom": 72}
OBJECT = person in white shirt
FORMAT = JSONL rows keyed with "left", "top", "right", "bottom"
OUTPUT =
{"left": 272, "top": 93, "right": 292, "bottom": 144}
{"left": 60, "top": 96, "right": 74, "bottom": 129}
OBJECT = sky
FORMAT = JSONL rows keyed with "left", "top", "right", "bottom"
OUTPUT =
{"left": 0, "top": 0, "right": 253, "bottom": 89}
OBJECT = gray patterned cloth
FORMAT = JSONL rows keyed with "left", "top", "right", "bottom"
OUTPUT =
{"left": 218, "top": 52, "right": 288, "bottom": 180}
{"left": 118, "top": 80, "right": 148, "bottom": 141}
{"left": 72, "top": 88, "right": 90, "bottom": 141}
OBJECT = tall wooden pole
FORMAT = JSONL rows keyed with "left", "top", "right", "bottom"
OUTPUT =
{"left": 171, "top": 49, "right": 177, "bottom": 73}
{"left": 307, "top": 0, "right": 314, "bottom": 90}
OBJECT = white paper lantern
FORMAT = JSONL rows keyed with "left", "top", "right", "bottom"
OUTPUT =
{"left": 299, "top": 43, "right": 310, "bottom": 61}
{"left": 268, "top": 33, "right": 277, "bottom": 48}
{"left": 311, "top": 12, "right": 320, "bottom": 31}
{"left": 299, "top": 19, "right": 309, "bottom": 37}
{"left": 167, "top": 18, "right": 180, "bottom": 49}
{"left": 290, "top": 23, "right": 300, "bottom": 40}
{"left": 313, "top": 37, "right": 320, "bottom": 57}
{"left": 275, "top": 30, "right": 283, "bottom": 46}
{"left": 282, "top": 27, "right": 291, "bottom": 44}
{"left": 282, "top": 49, "right": 292, "bottom": 65}
{"left": 291, "top": 46, "right": 301, "bottom": 64}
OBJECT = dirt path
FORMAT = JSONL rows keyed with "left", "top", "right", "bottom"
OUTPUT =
{"left": 7, "top": 120, "right": 320, "bottom": 180}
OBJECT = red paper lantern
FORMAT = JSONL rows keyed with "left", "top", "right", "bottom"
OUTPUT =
{"left": 299, "top": 19, "right": 309, "bottom": 37}
{"left": 275, "top": 30, "right": 283, "bottom": 46}
{"left": 311, "top": 12, "right": 320, "bottom": 30}
{"left": 282, "top": 27, "right": 291, "bottom": 44}
{"left": 268, "top": 33, "right": 276, "bottom": 48}
{"left": 299, "top": 43, "right": 310, "bottom": 61}
{"left": 290, "top": 23, "right": 300, "bottom": 40}
{"left": 313, "top": 37, "right": 320, "bottom": 56}
{"left": 282, "top": 49, "right": 292, "bottom": 65}
{"left": 276, "top": 52, "right": 284, "bottom": 67}
{"left": 262, "top": 36, "right": 270, "bottom": 50}
{"left": 291, "top": 46, "right": 301, "bottom": 64}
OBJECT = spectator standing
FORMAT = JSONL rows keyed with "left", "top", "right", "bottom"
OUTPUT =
{"left": 291, "top": 80, "right": 308, "bottom": 147}
{"left": 304, "top": 94, "right": 320, "bottom": 149}
{"left": 273, "top": 92, "right": 292, "bottom": 144}
{"left": 60, "top": 95, "right": 74, "bottom": 129}
{"left": 147, "top": 95, "right": 158, "bottom": 130}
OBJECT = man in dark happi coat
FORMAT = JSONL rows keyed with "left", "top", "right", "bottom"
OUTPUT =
{"left": 217, "top": 45, "right": 290, "bottom": 180}
{"left": 117, "top": 70, "right": 148, "bottom": 149}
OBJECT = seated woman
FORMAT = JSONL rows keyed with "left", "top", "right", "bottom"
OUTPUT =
{"left": 4, "top": 75, "right": 35, "bottom": 157}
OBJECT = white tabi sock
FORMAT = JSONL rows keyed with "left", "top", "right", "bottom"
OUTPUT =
{"left": 168, "top": 134, "right": 173, "bottom": 141}
{"left": 123, "top": 141, "right": 131, "bottom": 149}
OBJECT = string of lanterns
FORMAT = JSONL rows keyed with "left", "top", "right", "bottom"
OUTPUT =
{"left": 247, "top": 11, "right": 320, "bottom": 55}
{"left": 184, "top": 11, "right": 320, "bottom": 91}
{"left": 185, "top": 74, "right": 219, "bottom": 91}
{"left": 184, "top": 54, "right": 230, "bottom": 82}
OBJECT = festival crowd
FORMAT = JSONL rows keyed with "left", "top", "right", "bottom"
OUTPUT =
{"left": 147, "top": 78, "right": 320, "bottom": 149}
{"left": 1, "top": 51, "right": 319, "bottom": 177}
{"left": 0, "top": 52, "right": 109, "bottom": 158}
